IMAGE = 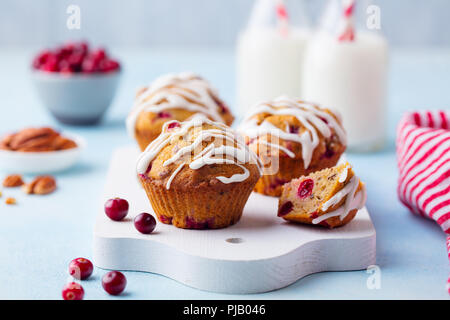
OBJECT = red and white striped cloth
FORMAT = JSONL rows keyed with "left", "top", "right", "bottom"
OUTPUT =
{"left": 396, "top": 110, "right": 450, "bottom": 294}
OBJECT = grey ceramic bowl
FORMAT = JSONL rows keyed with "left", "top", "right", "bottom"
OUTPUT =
{"left": 31, "top": 70, "right": 121, "bottom": 125}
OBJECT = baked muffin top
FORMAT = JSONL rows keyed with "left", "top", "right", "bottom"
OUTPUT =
{"left": 137, "top": 115, "right": 261, "bottom": 190}
{"left": 238, "top": 96, "right": 347, "bottom": 169}
{"left": 126, "top": 72, "right": 234, "bottom": 138}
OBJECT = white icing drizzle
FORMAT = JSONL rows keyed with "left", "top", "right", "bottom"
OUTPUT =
{"left": 312, "top": 176, "right": 367, "bottom": 224}
{"left": 338, "top": 164, "right": 350, "bottom": 183}
{"left": 166, "top": 162, "right": 185, "bottom": 190}
{"left": 239, "top": 96, "right": 347, "bottom": 169}
{"left": 258, "top": 139, "right": 296, "bottom": 158}
{"left": 126, "top": 72, "right": 225, "bottom": 138}
{"left": 137, "top": 114, "right": 262, "bottom": 189}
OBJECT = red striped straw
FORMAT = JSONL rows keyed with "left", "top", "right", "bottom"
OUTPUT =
{"left": 338, "top": 0, "right": 355, "bottom": 42}
{"left": 275, "top": 0, "right": 289, "bottom": 36}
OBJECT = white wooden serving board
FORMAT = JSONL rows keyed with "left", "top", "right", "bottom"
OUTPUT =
{"left": 93, "top": 146, "right": 376, "bottom": 294}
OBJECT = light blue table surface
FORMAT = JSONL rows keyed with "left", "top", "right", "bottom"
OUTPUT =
{"left": 0, "top": 47, "right": 449, "bottom": 300}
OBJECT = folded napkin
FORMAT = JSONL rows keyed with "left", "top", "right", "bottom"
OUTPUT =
{"left": 396, "top": 110, "right": 450, "bottom": 294}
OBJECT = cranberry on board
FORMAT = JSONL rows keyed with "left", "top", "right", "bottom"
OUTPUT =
{"left": 68, "top": 257, "right": 94, "bottom": 280}
{"left": 102, "top": 271, "right": 127, "bottom": 296}
{"left": 104, "top": 198, "right": 129, "bottom": 221}
{"left": 62, "top": 282, "right": 84, "bottom": 300}
{"left": 134, "top": 213, "right": 156, "bottom": 234}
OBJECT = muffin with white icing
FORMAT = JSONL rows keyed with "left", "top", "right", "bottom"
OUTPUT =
{"left": 239, "top": 96, "right": 347, "bottom": 197}
{"left": 127, "top": 72, "right": 234, "bottom": 151}
{"left": 137, "top": 114, "right": 261, "bottom": 229}
{"left": 278, "top": 162, "right": 366, "bottom": 228}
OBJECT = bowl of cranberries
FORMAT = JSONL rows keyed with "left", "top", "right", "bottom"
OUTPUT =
{"left": 31, "top": 41, "right": 121, "bottom": 125}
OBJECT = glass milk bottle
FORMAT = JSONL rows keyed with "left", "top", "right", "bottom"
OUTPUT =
{"left": 236, "top": 0, "right": 310, "bottom": 111}
{"left": 302, "top": 0, "right": 389, "bottom": 151}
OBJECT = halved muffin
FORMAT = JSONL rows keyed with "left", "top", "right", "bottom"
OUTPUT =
{"left": 278, "top": 162, "right": 366, "bottom": 228}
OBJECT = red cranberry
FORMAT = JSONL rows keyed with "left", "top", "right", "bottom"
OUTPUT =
{"left": 319, "top": 220, "right": 330, "bottom": 228}
{"left": 289, "top": 126, "right": 299, "bottom": 134}
{"left": 63, "top": 42, "right": 76, "bottom": 52}
{"left": 92, "top": 48, "right": 106, "bottom": 61}
{"left": 33, "top": 42, "right": 120, "bottom": 74}
{"left": 185, "top": 216, "right": 215, "bottom": 229}
{"left": 134, "top": 213, "right": 156, "bottom": 234}
{"left": 68, "top": 257, "right": 94, "bottom": 280}
{"left": 33, "top": 50, "right": 51, "bottom": 69}
{"left": 68, "top": 53, "right": 84, "bottom": 67}
{"left": 212, "top": 95, "right": 228, "bottom": 114}
{"left": 269, "top": 178, "right": 286, "bottom": 189}
{"left": 104, "top": 198, "right": 129, "bottom": 221}
{"left": 76, "top": 42, "right": 89, "bottom": 55}
{"left": 41, "top": 55, "right": 59, "bottom": 72}
{"left": 297, "top": 179, "right": 314, "bottom": 199}
{"left": 324, "top": 145, "right": 335, "bottom": 158}
{"left": 62, "top": 282, "right": 84, "bottom": 300}
{"left": 319, "top": 116, "right": 329, "bottom": 124}
{"left": 218, "top": 101, "right": 229, "bottom": 114}
{"left": 138, "top": 173, "right": 148, "bottom": 181}
{"left": 102, "top": 271, "right": 126, "bottom": 295}
{"left": 167, "top": 122, "right": 181, "bottom": 130}
{"left": 99, "top": 59, "right": 120, "bottom": 72}
{"left": 278, "top": 201, "right": 293, "bottom": 216}
{"left": 82, "top": 58, "right": 97, "bottom": 73}
{"left": 158, "top": 111, "right": 171, "bottom": 118}
{"left": 159, "top": 215, "right": 173, "bottom": 224}
{"left": 58, "top": 60, "right": 71, "bottom": 71}
{"left": 60, "top": 66, "right": 73, "bottom": 74}
{"left": 55, "top": 48, "right": 69, "bottom": 59}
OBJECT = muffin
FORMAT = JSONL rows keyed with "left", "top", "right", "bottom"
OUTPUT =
{"left": 136, "top": 114, "right": 261, "bottom": 229}
{"left": 278, "top": 162, "right": 366, "bottom": 228}
{"left": 127, "top": 72, "right": 234, "bottom": 151}
{"left": 239, "top": 96, "right": 347, "bottom": 197}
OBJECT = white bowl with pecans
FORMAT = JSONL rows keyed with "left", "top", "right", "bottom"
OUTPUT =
{"left": 0, "top": 127, "right": 86, "bottom": 174}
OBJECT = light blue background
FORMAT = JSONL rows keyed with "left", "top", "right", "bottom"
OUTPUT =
{"left": 0, "top": 47, "right": 449, "bottom": 299}
{"left": 0, "top": 0, "right": 450, "bottom": 300}
{"left": 1, "top": 0, "right": 450, "bottom": 48}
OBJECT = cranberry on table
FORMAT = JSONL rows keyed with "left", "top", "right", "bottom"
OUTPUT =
{"left": 102, "top": 271, "right": 127, "bottom": 296}
{"left": 68, "top": 257, "right": 94, "bottom": 280}
{"left": 104, "top": 198, "right": 129, "bottom": 221}
{"left": 62, "top": 282, "right": 84, "bottom": 300}
{"left": 134, "top": 213, "right": 156, "bottom": 234}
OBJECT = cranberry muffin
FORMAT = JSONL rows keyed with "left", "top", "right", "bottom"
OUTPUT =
{"left": 278, "top": 162, "right": 366, "bottom": 228}
{"left": 127, "top": 72, "right": 234, "bottom": 151}
{"left": 239, "top": 96, "right": 347, "bottom": 197}
{"left": 136, "top": 114, "right": 261, "bottom": 229}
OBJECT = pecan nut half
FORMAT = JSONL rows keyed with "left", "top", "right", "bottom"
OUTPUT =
{"left": 22, "top": 175, "right": 57, "bottom": 195}
{"left": 9, "top": 127, "right": 58, "bottom": 150}
{"left": 0, "top": 127, "right": 77, "bottom": 152}
{"left": 2, "top": 174, "right": 25, "bottom": 187}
